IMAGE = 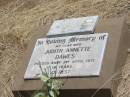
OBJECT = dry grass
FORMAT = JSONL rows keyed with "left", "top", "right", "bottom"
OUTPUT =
{"left": 0, "top": 0, "right": 129, "bottom": 97}
{"left": 116, "top": 55, "right": 130, "bottom": 97}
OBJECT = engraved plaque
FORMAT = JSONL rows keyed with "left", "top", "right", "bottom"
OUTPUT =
{"left": 47, "top": 16, "right": 99, "bottom": 36}
{"left": 24, "top": 33, "right": 108, "bottom": 79}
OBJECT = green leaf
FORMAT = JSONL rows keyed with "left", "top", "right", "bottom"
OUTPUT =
{"left": 54, "top": 90, "right": 60, "bottom": 96}
{"left": 34, "top": 92, "right": 46, "bottom": 97}
{"left": 47, "top": 82, "right": 52, "bottom": 87}
{"left": 40, "top": 74, "right": 50, "bottom": 82}
{"left": 51, "top": 80, "right": 63, "bottom": 89}
{"left": 49, "top": 90, "right": 55, "bottom": 97}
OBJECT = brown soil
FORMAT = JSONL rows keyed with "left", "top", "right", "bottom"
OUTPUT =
{"left": 0, "top": 0, "right": 130, "bottom": 97}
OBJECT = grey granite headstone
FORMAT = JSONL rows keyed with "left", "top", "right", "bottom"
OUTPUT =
{"left": 24, "top": 33, "right": 108, "bottom": 79}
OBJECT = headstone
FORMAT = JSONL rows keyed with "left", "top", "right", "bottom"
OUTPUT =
{"left": 24, "top": 33, "right": 108, "bottom": 79}
{"left": 12, "top": 17, "right": 128, "bottom": 97}
{"left": 47, "top": 16, "right": 99, "bottom": 37}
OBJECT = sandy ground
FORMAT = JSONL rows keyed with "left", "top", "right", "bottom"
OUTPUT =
{"left": 0, "top": 0, "right": 129, "bottom": 97}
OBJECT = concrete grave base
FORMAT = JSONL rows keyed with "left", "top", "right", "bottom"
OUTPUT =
{"left": 13, "top": 89, "right": 112, "bottom": 97}
{"left": 12, "top": 16, "right": 128, "bottom": 97}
